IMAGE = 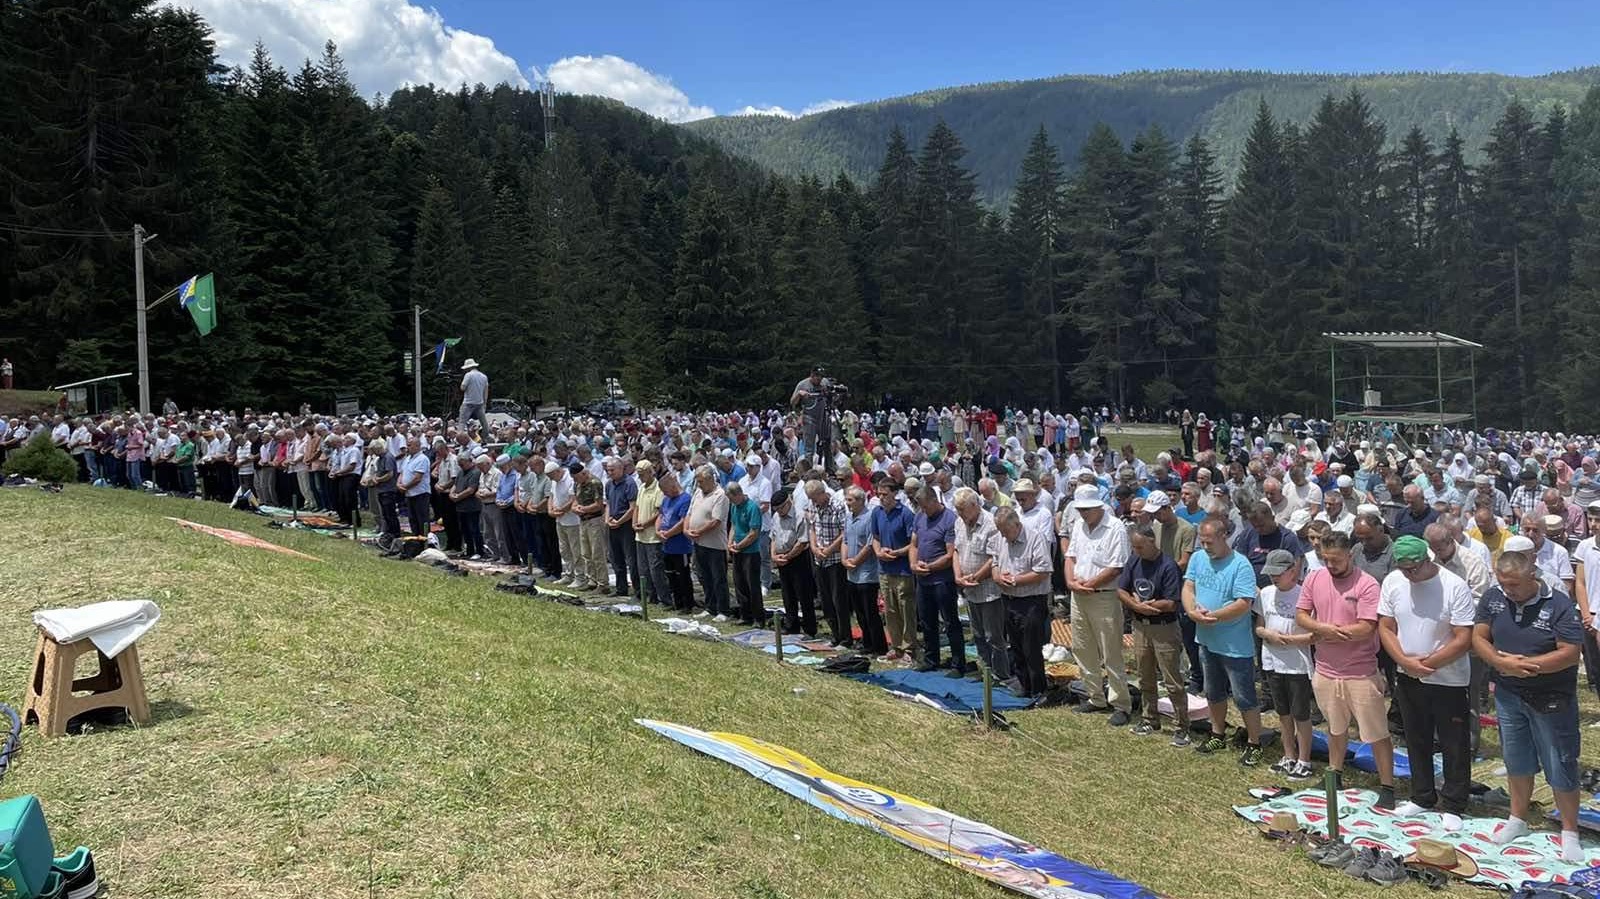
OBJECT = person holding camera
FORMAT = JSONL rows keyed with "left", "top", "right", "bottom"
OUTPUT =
{"left": 791, "top": 364, "right": 840, "bottom": 473}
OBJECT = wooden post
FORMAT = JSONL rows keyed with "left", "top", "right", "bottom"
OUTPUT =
{"left": 774, "top": 614, "right": 784, "bottom": 664}
{"left": 981, "top": 662, "right": 994, "bottom": 730}
{"left": 1324, "top": 770, "right": 1340, "bottom": 843}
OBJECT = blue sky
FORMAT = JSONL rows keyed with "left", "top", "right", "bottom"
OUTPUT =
{"left": 181, "top": 0, "right": 1600, "bottom": 121}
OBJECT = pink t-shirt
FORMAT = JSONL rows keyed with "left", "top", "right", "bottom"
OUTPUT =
{"left": 1296, "top": 566, "right": 1381, "bottom": 678}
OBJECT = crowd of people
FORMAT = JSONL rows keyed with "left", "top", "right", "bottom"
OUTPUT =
{"left": 8, "top": 361, "right": 1600, "bottom": 860}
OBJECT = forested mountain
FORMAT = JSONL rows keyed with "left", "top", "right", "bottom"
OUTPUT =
{"left": 7, "top": 0, "right": 1600, "bottom": 433}
{"left": 685, "top": 68, "right": 1600, "bottom": 204}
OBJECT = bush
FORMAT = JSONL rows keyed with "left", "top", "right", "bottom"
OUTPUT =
{"left": 2, "top": 431, "right": 78, "bottom": 484}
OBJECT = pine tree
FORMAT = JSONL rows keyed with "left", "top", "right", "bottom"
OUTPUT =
{"left": 1172, "top": 133, "right": 1224, "bottom": 407}
{"left": 1007, "top": 126, "right": 1069, "bottom": 409}
{"left": 1430, "top": 127, "right": 1476, "bottom": 336}
{"left": 1557, "top": 87, "right": 1600, "bottom": 430}
{"left": 662, "top": 186, "right": 764, "bottom": 409}
{"left": 1063, "top": 124, "right": 1132, "bottom": 406}
{"left": 1124, "top": 124, "right": 1198, "bottom": 410}
{"left": 1218, "top": 101, "right": 1305, "bottom": 413}
{"left": 410, "top": 179, "right": 474, "bottom": 407}
{"left": 869, "top": 127, "right": 926, "bottom": 405}
{"left": 911, "top": 122, "right": 992, "bottom": 403}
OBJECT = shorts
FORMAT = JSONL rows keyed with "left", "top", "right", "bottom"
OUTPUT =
{"left": 1497, "top": 686, "right": 1580, "bottom": 793}
{"left": 1312, "top": 672, "right": 1390, "bottom": 744}
{"left": 1199, "top": 646, "right": 1258, "bottom": 712}
{"left": 1265, "top": 670, "right": 1313, "bottom": 722}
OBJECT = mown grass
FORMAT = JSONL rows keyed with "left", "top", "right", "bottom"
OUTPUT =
{"left": 0, "top": 485, "right": 1567, "bottom": 898}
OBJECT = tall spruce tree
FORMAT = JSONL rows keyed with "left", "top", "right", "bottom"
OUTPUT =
{"left": 1063, "top": 124, "right": 1132, "bottom": 406}
{"left": 1172, "top": 133, "right": 1224, "bottom": 407}
{"left": 1007, "top": 126, "right": 1069, "bottom": 409}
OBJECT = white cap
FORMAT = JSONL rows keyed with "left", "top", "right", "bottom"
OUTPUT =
{"left": 745, "top": 454, "right": 761, "bottom": 467}
{"left": 1336, "top": 475, "right": 1353, "bottom": 488}
{"left": 1287, "top": 509, "right": 1313, "bottom": 532}
{"left": 1143, "top": 490, "right": 1170, "bottom": 509}
{"left": 1504, "top": 535, "right": 1537, "bottom": 553}
{"left": 1356, "top": 503, "right": 1382, "bottom": 517}
{"left": 918, "top": 461, "right": 936, "bottom": 476}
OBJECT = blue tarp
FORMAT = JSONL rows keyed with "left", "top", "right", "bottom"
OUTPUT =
{"left": 849, "top": 669, "right": 1038, "bottom": 713}
{"left": 1309, "top": 730, "right": 1440, "bottom": 779}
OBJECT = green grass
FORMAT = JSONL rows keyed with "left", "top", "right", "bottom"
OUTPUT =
{"left": 0, "top": 389, "right": 61, "bottom": 418}
{"left": 0, "top": 486, "right": 1570, "bottom": 898}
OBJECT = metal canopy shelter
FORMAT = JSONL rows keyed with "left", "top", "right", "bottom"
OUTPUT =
{"left": 49, "top": 371, "right": 132, "bottom": 415}
{"left": 1323, "top": 332, "right": 1483, "bottom": 431}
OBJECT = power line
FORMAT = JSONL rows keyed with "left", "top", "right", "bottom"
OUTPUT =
{"left": 0, "top": 220, "right": 133, "bottom": 239}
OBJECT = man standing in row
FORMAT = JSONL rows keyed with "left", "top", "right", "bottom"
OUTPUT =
{"left": 872, "top": 481, "right": 918, "bottom": 662}
{"left": 605, "top": 457, "right": 639, "bottom": 598}
{"left": 1121, "top": 523, "right": 1189, "bottom": 742}
{"left": 910, "top": 485, "right": 965, "bottom": 676}
{"left": 1065, "top": 484, "right": 1132, "bottom": 723}
{"left": 1184, "top": 518, "right": 1266, "bottom": 765}
{"left": 994, "top": 505, "right": 1052, "bottom": 698}
{"left": 1378, "top": 536, "right": 1476, "bottom": 816}
{"left": 953, "top": 488, "right": 1005, "bottom": 681}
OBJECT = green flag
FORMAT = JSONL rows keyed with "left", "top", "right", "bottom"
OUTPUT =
{"left": 178, "top": 273, "right": 217, "bottom": 336}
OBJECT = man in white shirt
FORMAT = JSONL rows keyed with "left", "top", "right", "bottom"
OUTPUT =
{"left": 1286, "top": 463, "right": 1323, "bottom": 517}
{"left": 1316, "top": 488, "right": 1356, "bottom": 535}
{"left": 739, "top": 454, "right": 774, "bottom": 591}
{"left": 1521, "top": 513, "right": 1575, "bottom": 596}
{"left": 1064, "top": 484, "right": 1132, "bottom": 722}
{"left": 1571, "top": 500, "right": 1600, "bottom": 707}
{"left": 1377, "top": 536, "right": 1475, "bottom": 815}
{"left": 50, "top": 415, "right": 70, "bottom": 448}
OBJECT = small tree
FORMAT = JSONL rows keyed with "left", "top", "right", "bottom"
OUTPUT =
{"left": 2, "top": 432, "right": 77, "bottom": 484}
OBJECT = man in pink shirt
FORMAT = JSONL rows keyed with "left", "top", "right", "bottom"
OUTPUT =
{"left": 1295, "top": 530, "right": 1396, "bottom": 809}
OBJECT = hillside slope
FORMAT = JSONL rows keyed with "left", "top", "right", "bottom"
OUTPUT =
{"left": 685, "top": 68, "right": 1600, "bottom": 201}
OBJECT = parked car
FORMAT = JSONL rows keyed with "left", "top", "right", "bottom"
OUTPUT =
{"left": 485, "top": 398, "right": 527, "bottom": 430}
{"left": 582, "top": 398, "right": 634, "bottom": 419}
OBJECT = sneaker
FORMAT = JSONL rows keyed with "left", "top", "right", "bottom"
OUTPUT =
{"left": 1131, "top": 720, "right": 1158, "bottom": 736}
{"left": 1073, "top": 703, "right": 1109, "bottom": 715}
{"left": 1315, "top": 841, "right": 1357, "bottom": 869}
{"left": 1365, "top": 852, "right": 1408, "bottom": 886}
{"left": 36, "top": 872, "right": 62, "bottom": 899}
{"left": 1107, "top": 710, "right": 1131, "bottom": 727}
{"left": 692, "top": 611, "right": 710, "bottom": 619}
{"left": 1288, "top": 760, "right": 1316, "bottom": 781}
{"left": 1341, "top": 847, "right": 1380, "bottom": 879}
{"left": 52, "top": 846, "right": 97, "bottom": 899}
{"left": 1270, "top": 757, "right": 1294, "bottom": 775}
{"left": 1169, "top": 730, "right": 1191, "bottom": 748}
{"left": 1391, "top": 800, "right": 1428, "bottom": 817}
{"left": 1195, "top": 733, "right": 1228, "bottom": 754}
{"left": 712, "top": 614, "right": 729, "bottom": 623}
{"left": 1239, "top": 743, "right": 1265, "bottom": 767}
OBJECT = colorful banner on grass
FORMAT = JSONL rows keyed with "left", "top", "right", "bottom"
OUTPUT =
{"left": 637, "top": 719, "right": 1165, "bottom": 899}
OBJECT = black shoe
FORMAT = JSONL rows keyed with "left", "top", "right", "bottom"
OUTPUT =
{"left": 914, "top": 663, "right": 940, "bottom": 673}
{"left": 1074, "top": 702, "right": 1108, "bottom": 714}
{"left": 51, "top": 846, "right": 97, "bottom": 899}
{"left": 1107, "top": 710, "right": 1131, "bottom": 727}
{"left": 945, "top": 667, "right": 966, "bottom": 679}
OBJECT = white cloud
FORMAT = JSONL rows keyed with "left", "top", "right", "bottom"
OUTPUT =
{"left": 171, "top": 0, "right": 528, "bottom": 93}
{"left": 731, "top": 99, "right": 857, "bottom": 119}
{"left": 542, "top": 55, "right": 713, "bottom": 123}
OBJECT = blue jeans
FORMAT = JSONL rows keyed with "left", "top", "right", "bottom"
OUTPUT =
{"left": 917, "top": 578, "right": 965, "bottom": 671}
{"left": 1497, "top": 686, "right": 1580, "bottom": 792}
{"left": 1199, "top": 646, "right": 1259, "bottom": 712}
{"left": 125, "top": 460, "right": 144, "bottom": 488}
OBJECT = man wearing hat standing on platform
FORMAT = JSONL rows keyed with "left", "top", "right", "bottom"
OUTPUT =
{"left": 1065, "top": 484, "right": 1133, "bottom": 723}
{"left": 1378, "top": 536, "right": 1477, "bottom": 815}
{"left": 458, "top": 359, "right": 489, "bottom": 437}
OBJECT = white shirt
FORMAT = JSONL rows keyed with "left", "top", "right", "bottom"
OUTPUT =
{"left": 1377, "top": 567, "right": 1476, "bottom": 687}
{"left": 1288, "top": 480, "right": 1323, "bottom": 512}
{"left": 1065, "top": 514, "right": 1130, "bottom": 588}
{"left": 1436, "top": 544, "right": 1492, "bottom": 600}
{"left": 1018, "top": 502, "right": 1054, "bottom": 545}
{"left": 51, "top": 423, "right": 70, "bottom": 445}
{"left": 1315, "top": 508, "right": 1355, "bottom": 535}
{"left": 1574, "top": 537, "right": 1600, "bottom": 625}
{"left": 549, "top": 474, "right": 577, "bottom": 526}
{"left": 1256, "top": 584, "right": 1311, "bottom": 675}
{"left": 1535, "top": 538, "right": 1574, "bottom": 588}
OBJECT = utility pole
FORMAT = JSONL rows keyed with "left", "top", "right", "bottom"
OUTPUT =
{"left": 413, "top": 303, "right": 425, "bottom": 415}
{"left": 134, "top": 224, "right": 152, "bottom": 414}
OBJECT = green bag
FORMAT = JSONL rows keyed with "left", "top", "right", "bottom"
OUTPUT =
{"left": 0, "top": 796, "right": 53, "bottom": 898}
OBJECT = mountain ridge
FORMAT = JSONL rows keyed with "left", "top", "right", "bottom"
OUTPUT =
{"left": 684, "top": 66, "right": 1600, "bottom": 202}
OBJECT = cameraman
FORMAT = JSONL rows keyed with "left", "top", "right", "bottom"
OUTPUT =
{"left": 791, "top": 364, "right": 839, "bottom": 473}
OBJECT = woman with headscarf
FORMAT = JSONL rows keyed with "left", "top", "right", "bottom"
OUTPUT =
{"left": 1196, "top": 413, "right": 1213, "bottom": 455}
{"left": 985, "top": 434, "right": 1001, "bottom": 466}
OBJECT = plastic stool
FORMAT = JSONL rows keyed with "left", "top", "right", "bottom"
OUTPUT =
{"left": 22, "top": 633, "right": 150, "bottom": 737}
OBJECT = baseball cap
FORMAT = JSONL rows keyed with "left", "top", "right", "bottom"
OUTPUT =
{"left": 1261, "top": 549, "right": 1297, "bottom": 576}
{"left": 745, "top": 454, "right": 761, "bottom": 468}
{"left": 1392, "top": 535, "right": 1430, "bottom": 564}
{"left": 1144, "top": 490, "right": 1171, "bottom": 509}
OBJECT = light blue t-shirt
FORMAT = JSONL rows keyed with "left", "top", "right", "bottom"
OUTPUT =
{"left": 1184, "top": 549, "right": 1258, "bottom": 658}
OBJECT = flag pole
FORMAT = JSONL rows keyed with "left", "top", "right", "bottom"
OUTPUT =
{"left": 143, "top": 283, "right": 182, "bottom": 312}
{"left": 413, "top": 304, "right": 425, "bottom": 416}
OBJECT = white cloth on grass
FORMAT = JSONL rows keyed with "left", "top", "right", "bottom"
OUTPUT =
{"left": 33, "top": 599, "right": 161, "bottom": 658}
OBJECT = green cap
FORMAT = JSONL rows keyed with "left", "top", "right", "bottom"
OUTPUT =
{"left": 1392, "top": 535, "right": 1430, "bottom": 564}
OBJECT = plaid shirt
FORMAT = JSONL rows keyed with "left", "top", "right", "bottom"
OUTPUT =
{"left": 1510, "top": 485, "right": 1543, "bottom": 521}
{"left": 807, "top": 494, "right": 848, "bottom": 566}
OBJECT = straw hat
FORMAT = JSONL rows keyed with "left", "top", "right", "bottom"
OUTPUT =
{"left": 1404, "top": 839, "right": 1478, "bottom": 877}
{"left": 1255, "top": 811, "right": 1302, "bottom": 836}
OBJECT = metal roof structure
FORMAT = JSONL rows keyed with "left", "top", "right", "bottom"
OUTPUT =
{"left": 1324, "top": 332, "right": 1484, "bottom": 350}
{"left": 49, "top": 372, "right": 132, "bottom": 391}
{"left": 1334, "top": 411, "right": 1475, "bottom": 426}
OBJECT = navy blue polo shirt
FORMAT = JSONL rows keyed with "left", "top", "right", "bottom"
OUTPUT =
{"left": 1475, "top": 583, "right": 1584, "bottom": 696}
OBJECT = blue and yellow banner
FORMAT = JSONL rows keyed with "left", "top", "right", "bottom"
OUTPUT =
{"left": 638, "top": 719, "right": 1166, "bottom": 899}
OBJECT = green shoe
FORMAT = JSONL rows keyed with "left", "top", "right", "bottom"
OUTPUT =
{"left": 1194, "top": 733, "right": 1228, "bottom": 754}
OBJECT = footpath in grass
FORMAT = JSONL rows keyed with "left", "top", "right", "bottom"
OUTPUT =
{"left": 0, "top": 486, "right": 1492, "bottom": 898}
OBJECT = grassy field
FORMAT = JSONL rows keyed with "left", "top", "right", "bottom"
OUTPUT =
{"left": 0, "top": 389, "right": 62, "bottom": 418}
{"left": 0, "top": 484, "right": 1571, "bottom": 898}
